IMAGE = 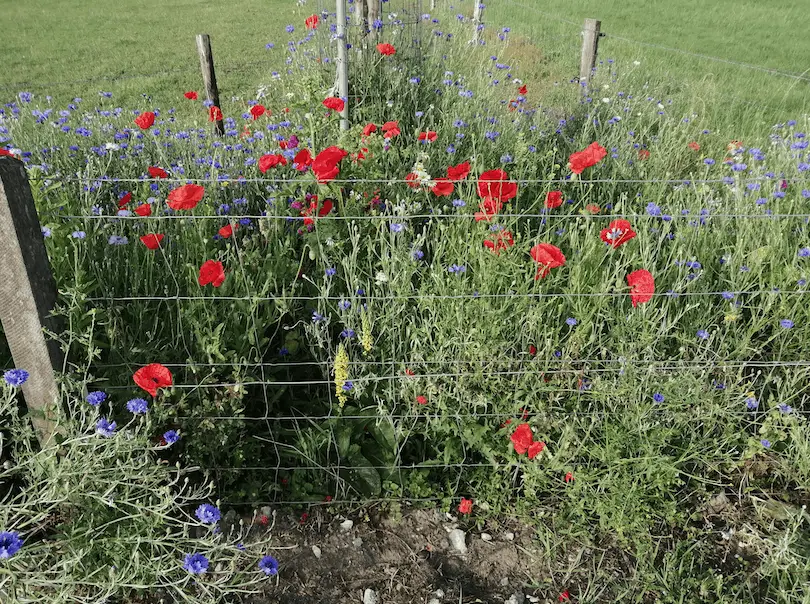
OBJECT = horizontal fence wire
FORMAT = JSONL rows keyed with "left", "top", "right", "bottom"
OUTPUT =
{"left": 220, "top": 489, "right": 807, "bottom": 507}
{"left": 84, "top": 290, "right": 810, "bottom": 303}
{"left": 55, "top": 213, "right": 810, "bottom": 221}
{"left": 90, "top": 359, "right": 810, "bottom": 369}
{"left": 39, "top": 176, "right": 810, "bottom": 185}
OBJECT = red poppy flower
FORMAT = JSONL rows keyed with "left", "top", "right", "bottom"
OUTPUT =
{"left": 568, "top": 142, "right": 607, "bottom": 174}
{"left": 518, "top": 84, "right": 527, "bottom": 95}
{"left": 139, "top": 234, "right": 164, "bottom": 250}
{"left": 528, "top": 441, "right": 545, "bottom": 460}
{"left": 688, "top": 141, "right": 700, "bottom": 151}
{"left": 148, "top": 166, "right": 168, "bottom": 179}
{"left": 218, "top": 224, "right": 236, "bottom": 239}
{"left": 627, "top": 269, "right": 655, "bottom": 307}
{"left": 293, "top": 148, "right": 313, "bottom": 171}
{"left": 416, "top": 395, "right": 428, "bottom": 405}
{"left": 417, "top": 131, "right": 437, "bottom": 143}
{"left": 431, "top": 177, "right": 454, "bottom": 197}
{"left": 184, "top": 91, "right": 198, "bottom": 100}
{"left": 446, "top": 161, "right": 471, "bottom": 182}
{"left": 404, "top": 368, "right": 416, "bottom": 377}
{"left": 167, "top": 184, "right": 205, "bottom": 210}
{"left": 249, "top": 104, "right": 266, "bottom": 120}
{"left": 638, "top": 149, "right": 650, "bottom": 160}
{"left": 135, "top": 203, "right": 152, "bottom": 217}
{"left": 362, "top": 123, "right": 377, "bottom": 136}
{"left": 377, "top": 42, "right": 396, "bottom": 56}
{"left": 458, "top": 498, "right": 473, "bottom": 514}
{"left": 0, "top": 149, "right": 15, "bottom": 158}
{"left": 209, "top": 106, "right": 223, "bottom": 122}
{"left": 305, "top": 14, "right": 319, "bottom": 29}
{"left": 322, "top": 97, "right": 345, "bottom": 113}
{"left": 529, "top": 345, "right": 537, "bottom": 356}
{"left": 474, "top": 198, "right": 503, "bottom": 222}
{"left": 600, "top": 219, "right": 636, "bottom": 248}
{"left": 133, "top": 363, "right": 173, "bottom": 397}
{"left": 477, "top": 169, "right": 518, "bottom": 203}
{"left": 530, "top": 243, "right": 565, "bottom": 279}
{"left": 564, "top": 472, "right": 574, "bottom": 483}
{"left": 559, "top": 591, "right": 570, "bottom": 601}
{"left": 299, "top": 512, "right": 309, "bottom": 524}
{"left": 483, "top": 230, "right": 514, "bottom": 255}
{"left": 134, "top": 111, "right": 155, "bottom": 130}
{"left": 302, "top": 198, "right": 334, "bottom": 226}
{"left": 405, "top": 173, "right": 421, "bottom": 189}
{"left": 118, "top": 192, "right": 132, "bottom": 208}
{"left": 585, "top": 204, "right": 601, "bottom": 214}
{"left": 545, "top": 190, "right": 563, "bottom": 209}
{"left": 259, "top": 153, "right": 287, "bottom": 173}
{"left": 259, "top": 515, "right": 269, "bottom": 526}
{"left": 198, "top": 260, "right": 226, "bottom": 288}
{"left": 382, "top": 121, "right": 400, "bottom": 138}
{"left": 312, "top": 146, "right": 348, "bottom": 183}
{"left": 511, "top": 423, "right": 533, "bottom": 455}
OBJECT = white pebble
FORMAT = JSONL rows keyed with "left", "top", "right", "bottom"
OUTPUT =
{"left": 312, "top": 545, "right": 322, "bottom": 559}
{"left": 448, "top": 528, "right": 467, "bottom": 554}
{"left": 340, "top": 519, "right": 354, "bottom": 531}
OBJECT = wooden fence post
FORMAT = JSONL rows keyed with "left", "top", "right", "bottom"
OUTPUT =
{"left": 579, "top": 18, "right": 602, "bottom": 87}
{"left": 0, "top": 157, "right": 62, "bottom": 446}
{"left": 336, "top": 0, "right": 350, "bottom": 131}
{"left": 430, "top": 0, "right": 436, "bottom": 10}
{"left": 472, "top": 2, "right": 485, "bottom": 44}
{"left": 196, "top": 34, "right": 225, "bottom": 136}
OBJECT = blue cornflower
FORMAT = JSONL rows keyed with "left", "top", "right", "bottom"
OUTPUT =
{"left": 279, "top": 347, "right": 289, "bottom": 356}
{"left": 312, "top": 311, "right": 324, "bottom": 323}
{"left": 745, "top": 396, "right": 759, "bottom": 410}
{"left": 761, "top": 439, "right": 771, "bottom": 448}
{"left": 645, "top": 202, "right": 662, "bottom": 217}
{"left": 453, "top": 119, "right": 466, "bottom": 128}
{"left": 721, "top": 292, "right": 734, "bottom": 300}
{"left": 285, "top": 25, "right": 295, "bottom": 33}
{"left": 799, "top": 248, "right": 810, "bottom": 258}
{"left": 342, "top": 381, "right": 353, "bottom": 391}
{"left": 731, "top": 163, "right": 747, "bottom": 172}
{"left": 126, "top": 398, "right": 149, "bottom": 414}
{"left": 236, "top": 543, "right": 246, "bottom": 551}
{"left": 390, "top": 223, "right": 405, "bottom": 233}
{"left": 697, "top": 329, "right": 709, "bottom": 340}
{"left": 408, "top": 77, "right": 421, "bottom": 85}
{"left": 484, "top": 131, "right": 500, "bottom": 141}
{"left": 448, "top": 264, "right": 466, "bottom": 273}
{"left": 108, "top": 235, "right": 128, "bottom": 245}
{"left": 338, "top": 300, "right": 351, "bottom": 311}
{"left": 41, "top": 226, "right": 52, "bottom": 237}
{"left": 183, "top": 552, "right": 209, "bottom": 574}
{"left": 3, "top": 369, "right": 29, "bottom": 387}
{"left": 95, "top": 418, "right": 117, "bottom": 437}
{"left": 412, "top": 249, "right": 424, "bottom": 260}
{"left": 18, "top": 92, "right": 32, "bottom": 103}
{"left": 565, "top": 317, "right": 577, "bottom": 326}
{"left": 0, "top": 532, "right": 24, "bottom": 559}
{"left": 653, "top": 393, "right": 665, "bottom": 403}
{"left": 259, "top": 555, "right": 279, "bottom": 576}
{"left": 500, "top": 154, "right": 512, "bottom": 163}
{"left": 195, "top": 504, "right": 221, "bottom": 524}
{"left": 340, "top": 328, "right": 355, "bottom": 339}
{"left": 265, "top": 42, "right": 275, "bottom": 49}
{"left": 452, "top": 199, "right": 466, "bottom": 207}
{"left": 778, "top": 403, "right": 793, "bottom": 414}
{"left": 703, "top": 158, "right": 715, "bottom": 166}
{"left": 71, "top": 231, "right": 86, "bottom": 239}
{"left": 780, "top": 319, "right": 794, "bottom": 329}
{"left": 86, "top": 391, "right": 107, "bottom": 406}
{"left": 325, "top": 267, "right": 337, "bottom": 277}
{"left": 163, "top": 430, "right": 180, "bottom": 445}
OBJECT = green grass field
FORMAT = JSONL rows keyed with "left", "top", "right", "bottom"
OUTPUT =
{"left": 2, "top": 0, "right": 808, "bottom": 127}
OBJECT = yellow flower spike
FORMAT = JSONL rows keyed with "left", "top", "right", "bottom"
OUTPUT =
{"left": 361, "top": 311, "right": 373, "bottom": 355}
{"left": 334, "top": 343, "right": 350, "bottom": 408}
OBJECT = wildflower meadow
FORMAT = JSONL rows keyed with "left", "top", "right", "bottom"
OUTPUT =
{"left": 1, "top": 1, "right": 809, "bottom": 602}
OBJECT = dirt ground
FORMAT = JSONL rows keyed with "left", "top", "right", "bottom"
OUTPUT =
{"left": 247, "top": 505, "right": 556, "bottom": 604}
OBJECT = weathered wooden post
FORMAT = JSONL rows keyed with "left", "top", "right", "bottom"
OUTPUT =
{"left": 430, "top": 0, "right": 436, "bottom": 10}
{"left": 367, "top": 0, "right": 380, "bottom": 35}
{"left": 579, "top": 18, "right": 602, "bottom": 87}
{"left": 472, "top": 2, "right": 485, "bottom": 44}
{"left": 336, "top": 0, "right": 350, "bottom": 131}
{"left": 196, "top": 34, "right": 225, "bottom": 136}
{"left": 0, "top": 157, "right": 62, "bottom": 446}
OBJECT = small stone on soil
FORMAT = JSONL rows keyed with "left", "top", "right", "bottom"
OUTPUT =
{"left": 340, "top": 519, "right": 354, "bottom": 531}
{"left": 448, "top": 528, "right": 467, "bottom": 554}
{"left": 504, "top": 593, "right": 525, "bottom": 604}
{"left": 363, "top": 588, "right": 379, "bottom": 604}
{"left": 481, "top": 532, "right": 493, "bottom": 542}
{"left": 312, "top": 545, "right": 322, "bottom": 559}
{"left": 504, "top": 531, "right": 515, "bottom": 541}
